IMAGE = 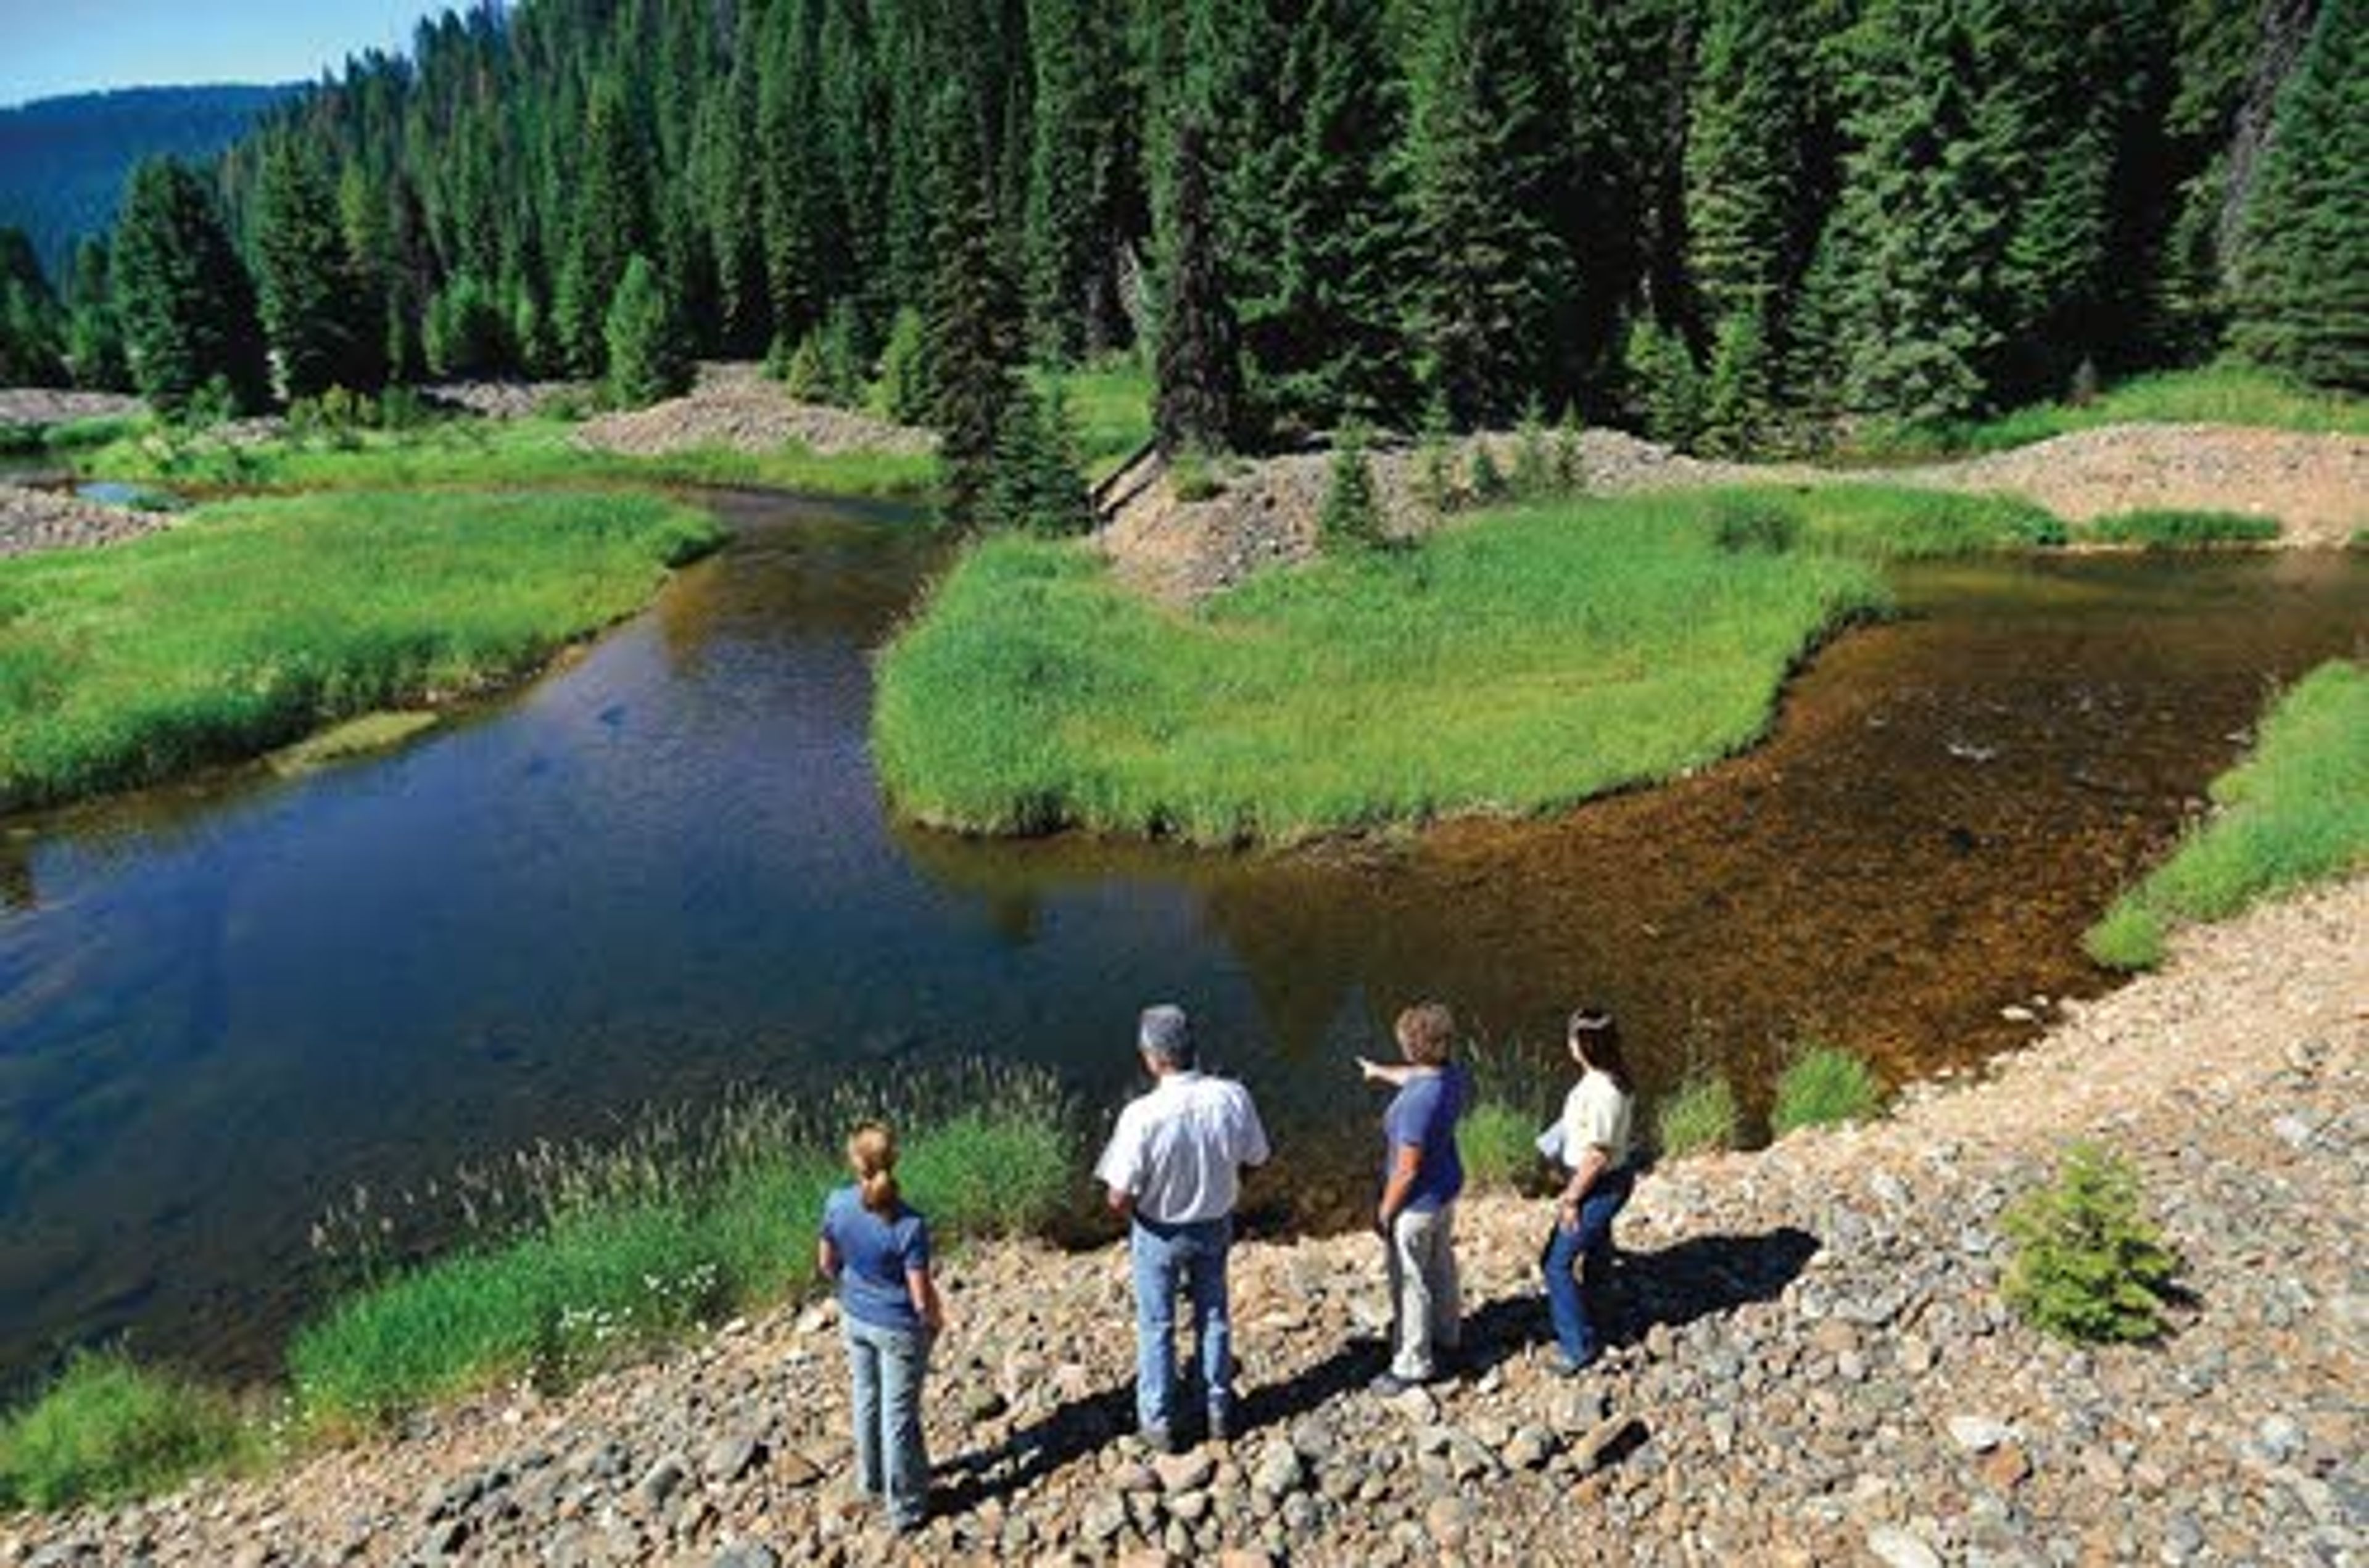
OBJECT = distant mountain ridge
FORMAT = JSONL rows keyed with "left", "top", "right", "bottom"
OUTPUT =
{"left": 0, "top": 83, "right": 304, "bottom": 286}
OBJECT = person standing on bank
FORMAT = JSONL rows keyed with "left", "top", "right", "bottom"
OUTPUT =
{"left": 819, "top": 1122, "right": 944, "bottom": 1535}
{"left": 1542, "top": 1007, "right": 1637, "bottom": 1376}
{"left": 1094, "top": 1004, "right": 1272, "bottom": 1451}
{"left": 1356, "top": 1001, "right": 1471, "bottom": 1395}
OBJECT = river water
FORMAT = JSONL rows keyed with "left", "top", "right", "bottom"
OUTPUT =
{"left": 1, "top": 489, "right": 2362, "bottom": 1384}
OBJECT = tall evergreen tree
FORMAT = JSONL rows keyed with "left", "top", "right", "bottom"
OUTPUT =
{"left": 1405, "top": 0, "right": 1572, "bottom": 426}
{"left": 1244, "top": 0, "right": 1415, "bottom": 431}
{"left": 0, "top": 228, "right": 68, "bottom": 387}
{"left": 925, "top": 85, "right": 1028, "bottom": 522}
{"left": 64, "top": 237, "right": 130, "bottom": 391}
{"left": 1153, "top": 117, "right": 1245, "bottom": 455}
{"left": 1684, "top": 0, "right": 1816, "bottom": 334}
{"left": 558, "top": 76, "right": 655, "bottom": 375}
{"left": 2231, "top": 0, "right": 2366, "bottom": 389}
{"left": 606, "top": 254, "right": 695, "bottom": 408}
{"left": 110, "top": 158, "right": 270, "bottom": 415}
{"left": 1025, "top": 0, "right": 1130, "bottom": 361}
{"left": 254, "top": 141, "right": 381, "bottom": 397}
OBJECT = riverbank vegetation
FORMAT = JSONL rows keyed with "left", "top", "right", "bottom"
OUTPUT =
{"left": 1839, "top": 365, "right": 2369, "bottom": 461}
{"left": 0, "top": 1354, "right": 250, "bottom": 1512}
{"left": 875, "top": 485, "right": 2070, "bottom": 844}
{"left": 0, "top": 489, "right": 721, "bottom": 813}
{"left": 2085, "top": 660, "right": 2368, "bottom": 970}
{"left": 1769, "top": 1044, "right": 1886, "bottom": 1135}
{"left": 75, "top": 414, "right": 936, "bottom": 499}
{"left": 2083, "top": 508, "right": 2283, "bottom": 550}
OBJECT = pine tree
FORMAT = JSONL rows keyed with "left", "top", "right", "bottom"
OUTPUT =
{"left": 925, "top": 85, "right": 1028, "bottom": 523}
{"left": 1621, "top": 314, "right": 1703, "bottom": 448}
{"left": 1684, "top": 0, "right": 1815, "bottom": 334}
{"left": 1153, "top": 116, "right": 1245, "bottom": 455}
{"left": 983, "top": 381, "right": 1094, "bottom": 534}
{"left": 0, "top": 228, "right": 67, "bottom": 387}
{"left": 1405, "top": 0, "right": 1571, "bottom": 426}
{"left": 872, "top": 305, "right": 930, "bottom": 423}
{"left": 1317, "top": 424, "right": 1384, "bottom": 550}
{"left": 254, "top": 141, "right": 381, "bottom": 398}
{"left": 1246, "top": 0, "right": 1415, "bottom": 431}
{"left": 1802, "top": 0, "right": 2001, "bottom": 426}
{"left": 1700, "top": 305, "right": 1776, "bottom": 455}
{"left": 1025, "top": 0, "right": 1129, "bottom": 361}
{"left": 64, "top": 238, "right": 129, "bottom": 391}
{"left": 110, "top": 158, "right": 271, "bottom": 416}
{"left": 605, "top": 254, "right": 693, "bottom": 408}
{"left": 560, "top": 76, "right": 655, "bottom": 376}
{"left": 2231, "top": 0, "right": 2367, "bottom": 389}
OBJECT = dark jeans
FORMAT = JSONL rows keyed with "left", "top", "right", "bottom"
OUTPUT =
{"left": 1541, "top": 1167, "right": 1634, "bottom": 1369}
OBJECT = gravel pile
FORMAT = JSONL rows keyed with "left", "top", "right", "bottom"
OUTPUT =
{"left": 9, "top": 875, "right": 2359, "bottom": 1567}
{"left": 0, "top": 484, "right": 170, "bottom": 558}
{"left": 573, "top": 365, "right": 934, "bottom": 460}
{"left": 419, "top": 382, "right": 589, "bottom": 421}
{"left": 0, "top": 390, "right": 143, "bottom": 429}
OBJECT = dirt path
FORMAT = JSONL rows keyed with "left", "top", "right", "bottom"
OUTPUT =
{"left": 1101, "top": 423, "right": 2368, "bottom": 604}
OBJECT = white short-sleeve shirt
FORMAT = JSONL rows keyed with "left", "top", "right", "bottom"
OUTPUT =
{"left": 1095, "top": 1071, "right": 1271, "bottom": 1225}
{"left": 1560, "top": 1068, "right": 1634, "bottom": 1173}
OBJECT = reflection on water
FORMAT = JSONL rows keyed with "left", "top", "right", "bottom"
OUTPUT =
{"left": 1, "top": 489, "right": 2362, "bottom": 1386}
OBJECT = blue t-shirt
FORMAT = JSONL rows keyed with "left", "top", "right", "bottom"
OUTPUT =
{"left": 820, "top": 1184, "right": 932, "bottom": 1332}
{"left": 1383, "top": 1062, "right": 1470, "bottom": 1213}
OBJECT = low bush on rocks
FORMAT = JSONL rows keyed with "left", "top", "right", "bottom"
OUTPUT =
{"left": 2002, "top": 1142, "right": 2180, "bottom": 1343}
{"left": 1770, "top": 1044, "right": 1882, "bottom": 1136}
{"left": 0, "top": 1353, "right": 250, "bottom": 1511}
{"left": 1653, "top": 1071, "right": 1740, "bottom": 1157}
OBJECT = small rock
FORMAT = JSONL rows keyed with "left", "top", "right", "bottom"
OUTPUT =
{"left": 1980, "top": 1444, "right": 2032, "bottom": 1490}
{"left": 709, "top": 1546, "right": 781, "bottom": 1568}
{"left": 639, "top": 1455, "right": 689, "bottom": 1512}
{"left": 703, "top": 1433, "right": 763, "bottom": 1485}
{"left": 1153, "top": 1450, "right": 1217, "bottom": 1494}
{"left": 1948, "top": 1416, "right": 2016, "bottom": 1453}
{"left": 1571, "top": 1415, "right": 1642, "bottom": 1475}
{"left": 1866, "top": 1524, "right": 1945, "bottom": 1568}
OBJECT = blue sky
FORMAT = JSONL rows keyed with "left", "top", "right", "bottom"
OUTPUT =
{"left": 0, "top": 1, "right": 435, "bottom": 109}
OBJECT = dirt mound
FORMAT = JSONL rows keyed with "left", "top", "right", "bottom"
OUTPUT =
{"left": 1894, "top": 424, "right": 2367, "bottom": 547}
{"left": 0, "top": 389, "right": 144, "bottom": 429}
{"left": 0, "top": 484, "right": 170, "bottom": 558}
{"left": 420, "top": 379, "right": 588, "bottom": 420}
{"left": 573, "top": 363, "right": 935, "bottom": 459}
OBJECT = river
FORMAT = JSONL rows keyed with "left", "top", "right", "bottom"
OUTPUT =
{"left": 1, "top": 487, "right": 2362, "bottom": 1385}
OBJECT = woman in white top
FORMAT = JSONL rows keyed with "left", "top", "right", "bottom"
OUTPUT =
{"left": 1542, "top": 1007, "right": 1635, "bottom": 1374}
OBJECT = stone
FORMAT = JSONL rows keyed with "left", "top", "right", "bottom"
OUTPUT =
{"left": 1571, "top": 1416, "right": 1642, "bottom": 1476}
{"left": 638, "top": 1456, "right": 689, "bottom": 1512}
{"left": 1948, "top": 1416, "right": 2016, "bottom": 1453}
{"left": 709, "top": 1546, "right": 781, "bottom": 1568}
{"left": 702, "top": 1433, "right": 763, "bottom": 1485}
{"left": 1081, "top": 1495, "right": 1130, "bottom": 1545}
{"left": 1252, "top": 1443, "right": 1304, "bottom": 1500}
{"left": 1153, "top": 1450, "right": 1216, "bottom": 1494}
{"left": 1980, "top": 1444, "right": 2031, "bottom": 1490}
{"left": 1866, "top": 1524, "right": 1945, "bottom": 1568}
{"left": 1505, "top": 1427, "right": 1557, "bottom": 1470}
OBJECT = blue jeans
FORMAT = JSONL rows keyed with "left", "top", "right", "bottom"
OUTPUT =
{"left": 1542, "top": 1168, "right": 1633, "bottom": 1369}
{"left": 1130, "top": 1214, "right": 1234, "bottom": 1435}
{"left": 843, "top": 1315, "right": 930, "bottom": 1530}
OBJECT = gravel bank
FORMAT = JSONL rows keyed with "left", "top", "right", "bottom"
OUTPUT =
{"left": 9, "top": 876, "right": 2359, "bottom": 1566}
{"left": 573, "top": 363, "right": 934, "bottom": 460}
{"left": 0, "top": 485, "right": 170, "bottom": 559}
{"left": 1101, "top": 424, "right": 2367, "bottom": 604}
{"left": 0, "top": 390, "right": 143, "bottom": 429}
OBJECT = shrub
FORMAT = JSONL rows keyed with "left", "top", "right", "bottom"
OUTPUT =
{"left": 2002, "top": 1143, "right": 2180, "bottom": 1343}
{"left": 2086, "top": 509, "right": 2281, "bottom": 548}
{"left": 1510, "top": 400, "right": 1553, "bottom": 498}
{"left": 0, "top": 1353, "right": 248, "bottom": 1510}
{"left": 1711, "top": 495, "right": 1801, "bottom": 555}
{"left": 1171, "top": 448, "right": 1225, "bottom": 502}
{"left": 1552, "top": 405, "right": 1587, "bottom": 493}
{"left": 2080, "top": 899, "right": 2167, "bottom": 970}
{"left": 603, "top": 255, "right": 692, "bottom": 409}
{"left": 1317, "top": 425, "right": 1384, "bottom": 551}
{"left": 1770, "top": 1044, "right": 1882, "bottom": 1135}
{"left": 1458, "top": 1100, "right": 1539, "bottom": 1190}
{"left": 1654, "top": 1071, "right": 1740, "bottom": 1158}
{"left": 871, "top": 306, "right": 930, "bottom": 424}
{"left": 1467, "top": 441, "right": 1510, "bottom": 506}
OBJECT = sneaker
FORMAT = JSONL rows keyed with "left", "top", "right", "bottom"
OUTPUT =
{"left": 1207, "top": 1406, "right": 1234, "bottom": 1443}
{"left": 1548, "top": 1352, "right": 1598, "bottom": 1379}
{"left": 1367, "top": 1371, "right": 1426, "bottom": 1398}
{"left": 1138, "top": 1422, "right": 1178, "bottom": 1455}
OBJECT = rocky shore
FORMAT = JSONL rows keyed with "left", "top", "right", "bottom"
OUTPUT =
{"left": 6, "top": 874, "right": 2359, "bottom": 1567}
{"left": 0, "top": 485, "right": 170, "bottom": 558}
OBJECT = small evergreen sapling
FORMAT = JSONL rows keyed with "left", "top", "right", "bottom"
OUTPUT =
{"left": 1317, "top": 424, "right": 1384, "bottom": 551}
{"left": 2002, "top": 1142, "right": 2180, "bottom": 1343}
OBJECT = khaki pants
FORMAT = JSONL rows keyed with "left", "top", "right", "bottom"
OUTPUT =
{"left": 1387, "top": 1202, "right": 1462, "bottom": 1380}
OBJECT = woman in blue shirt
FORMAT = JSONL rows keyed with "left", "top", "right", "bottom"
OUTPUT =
{"left": 817, "top": 1121, "right": 944, "bottom": 1535}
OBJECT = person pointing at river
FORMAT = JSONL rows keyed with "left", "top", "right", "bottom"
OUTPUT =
{"left": 1094, "top": 1004, "right": 1271, "bottom": 1452}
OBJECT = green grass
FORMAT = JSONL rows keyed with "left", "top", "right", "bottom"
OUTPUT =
{"left": 0, "top": 488, "right": 722, "bottom": 812}
{"left": 1769, "top": 1045, "right": 1883, "bottom": 1136}
{"left": 289, "top": 1062, "right": 1078, "bottom": 1430}
{"left": 1846, "top": 363, "right": 2369, "bottom": 460}
{"left": 0, "top": 1353, "right": 250, "bottom": 1511}
{"left": 1653, "top": 1071, "right": 1742, "bottom": 1158}
{"left": 2084, "top": 508, "right": 2282, "bottom": 548}
{"left": 875, "top": 485, "right": 2067, "bottom": 844}
{"left": 79, "top": 415, "right": 936, "bottom": 498}
{"left": 1458, "top": 1100, "right": 1541, "bottom": 1189}
{"left": 2085, "top": 661, "right": 2368, "bottom": 970}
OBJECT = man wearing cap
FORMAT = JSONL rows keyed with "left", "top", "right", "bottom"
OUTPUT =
{"left": 1094, "top": 1004, "right": 1272, "bottom": 1451}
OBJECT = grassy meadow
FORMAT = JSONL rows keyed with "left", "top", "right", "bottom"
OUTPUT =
{"left": 1845, "top": 363, "right": 2369, "bottom": 460}
{"left": 0, "top": 489, "right": 722, "bottom": 812}
{"left": 875, "top": 485, "right": 2064, "bottom": 844}
{"left": 2085, "top": 660, "right": 2368, "bottom": 969}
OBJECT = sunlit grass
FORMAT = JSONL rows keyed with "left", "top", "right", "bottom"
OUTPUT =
{"left": 1653, "top": 1071, "right": 1742, "bottom": 1158}
{"left": 1845, "top": 363, "right": 2368, "bottom": 460}
{"left": 0, "top": 488, "right": 722, "bottom": 812}
{"left": 0, "top": 1353, "right": 251, "bottom": 1511}
{"left": 1037, "top": 359, "right": 1154, "bottom": 480}
{"left": 2085, "top": 661, "right": 2368, "bottom": 969}
{"left": 2083, "top": 508, "right": 2281, "bottom": 548}
{"left": 875, "top": 486, "right": 2062, "bottom": 844}
{"left": 1769, "top": 1044, "right": 1884, "bottom": 1136}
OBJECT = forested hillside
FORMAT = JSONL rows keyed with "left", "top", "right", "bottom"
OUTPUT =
{"left": 3, "top": 0, "right": 2360, "bottom": 470}
{"left": 0, "top": 85, "right": 300, "bottom": 280}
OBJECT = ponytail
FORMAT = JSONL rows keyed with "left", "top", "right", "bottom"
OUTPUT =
{"left": 848, "top": 1122, "right": 901, "bottom": 1215}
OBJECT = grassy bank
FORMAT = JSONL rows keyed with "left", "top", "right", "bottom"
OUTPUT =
{"left": 78, "top": 415, "right": 936, "bottom": 498}
{"left": 2085, "top": 661, "right": 2368, "bottom": 968}
{"left": 0, "top": 1355, "right": 251, "bottom": 1512}
{"left": 0, "top": 488, "right": 722, "bottom": 813}
{"left": 875, "top": 486, "right": 2057, "bottom": 844}
{"left": 1846, "top": 363, "right": 2368, "bottom": 460}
